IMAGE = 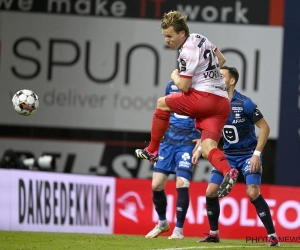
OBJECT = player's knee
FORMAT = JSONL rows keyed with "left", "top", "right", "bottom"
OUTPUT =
{"left": 157, "top": 97, "right": 165, "bottom": 108}
{"left": 151, "top": 181, "right": 165, "bottom": 191}
{"left": 246, "top": 184, "right": 260, "bottom": 201}
{"left": 201, "top": 150, "right": 209, "bottom": 159}
{"left": 201, "top": 139, "right": 219, "bottom": 159}
{"left": 177, "top": 177, "right": 190, "bottom": 188}
{"left": 157, "top": 97, "right": 171, "bottom": 111}
{"left": 206, "top": 183, "right": 219, "bottom": 197}
{"left": 201, "top": 145, "right": 214, "bottom": 159}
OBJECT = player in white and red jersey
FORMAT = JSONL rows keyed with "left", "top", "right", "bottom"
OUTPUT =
{"left": 178, "top": 34, "right": 227, "bottom": 97}
{"left": 135, "top": 10, "right": 238, "bottom": 197}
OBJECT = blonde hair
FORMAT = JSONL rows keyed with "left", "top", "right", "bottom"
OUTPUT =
{"left": 161, "top": 10, "right": 189, "bottom": 36}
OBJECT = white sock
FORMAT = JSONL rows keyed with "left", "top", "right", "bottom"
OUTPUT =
{"left": 268, "top": 233, "right": 277, "bottom": 237}
{"left": 210, "top": 230, "right": 219, "bottom": 235}
{"left": 159, "top": 220, "right": 167, "bottom": 226}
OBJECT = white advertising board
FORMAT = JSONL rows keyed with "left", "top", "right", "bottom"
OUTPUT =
{"left": 0, "top": 12, "right": 283, "bottom": 138}
{"left": 0, "top": 169, "right": 115, "bottom": 233}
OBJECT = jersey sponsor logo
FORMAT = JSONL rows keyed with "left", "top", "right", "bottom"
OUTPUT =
{"left": 197, "top": 37, "right": 206, "bottom": 48}
{"left": 182, "top": 152, "right": 191, "bottom": 161}
{"left": 232, "top": 107, "right": 243, "bottom": 111}
{"left": 233, "top": 108, "right": 243, "bottom": 119}
{"left": 179, "top": 161, "right": 192, "bottom": 168}
{"left": 223, "top": 125, "right": 239, "bottom": 143}
{"left": 232, "top": 118, "right": 245, "bottom": 124}
{"left": 179, "top": 152, "right": 192, "bottom": 168}
{"left": 234, "top": 112, "right": 241, "bottom": 118}
{"left": 180, "top": 58, "right": 187, "bottom": 72}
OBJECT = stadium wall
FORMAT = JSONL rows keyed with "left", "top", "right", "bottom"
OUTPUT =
{"left": 0, "top": 0, "right": 288, "bottom": 185}
{"left": 0, "top": 10, "right": 282, "bottom": 136}
{"left": 0, "top": 169, "right": 299, "bottom": 239}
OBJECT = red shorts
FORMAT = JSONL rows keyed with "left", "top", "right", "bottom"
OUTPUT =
{"left": 165, "top": 89, "right": 230, "bottom": 141}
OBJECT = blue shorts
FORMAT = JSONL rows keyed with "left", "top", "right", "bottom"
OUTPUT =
{"left": 210, "top": 153, "right": 262, "bottom": 186}
{"left": 153, "top": 142, "right": 194, "bottom": 181}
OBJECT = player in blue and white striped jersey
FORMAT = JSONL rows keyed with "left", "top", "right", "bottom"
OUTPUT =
{"left": 145, "top": 80, "right": 200, "bottom": 240}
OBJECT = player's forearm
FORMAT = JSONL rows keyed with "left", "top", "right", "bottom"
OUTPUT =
{"left": 255, "top": 125, "right": 270, "bottom": 152}
{"left": 174, "top": 79, "right": 190, "bottom": 92}
{"left": 215, "top": 49, "right": 226, "bottom": 67}
{"left": 218, "top": 57, "right": 226, "bottom": 67}
{"left": 171, "top": 71, "right": 191, "bottom": 92}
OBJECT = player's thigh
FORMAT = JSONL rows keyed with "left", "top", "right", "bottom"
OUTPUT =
{"left": 154, "top": 143, "right": 176, "bottom": 175}
{"left": 165, "top": 90, "right": 207, "bottom": 117}
{"left": 175, "top": 145, "right": 194, "bottom": 187}
{"left": 239, "top": 154, "right": 262, "bottom": 185}
{"left": 209, "top": 168, "right": 224, "bottom": 186}
{"left": 195, "top": 94, "right": 230, "bottom": 138}
{"left": 195, "top": 115, "right": 228, "bottom": 144}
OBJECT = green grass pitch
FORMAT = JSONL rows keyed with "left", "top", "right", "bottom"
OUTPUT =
{"left": 0, "top": 231, "right": 299, "bottom": 250}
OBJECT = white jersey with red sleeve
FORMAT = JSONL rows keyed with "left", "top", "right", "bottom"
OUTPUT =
{"left": 178, "top": 33, "right": 228, "bottom": 98}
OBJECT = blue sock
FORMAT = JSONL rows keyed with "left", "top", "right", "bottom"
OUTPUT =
{"left": 176, "top": 188, "right": 189, "bottom": 228}
{"left": 152, "top": 190, "right": 167, "bottom": 221}
{"left": 251, "top": 194, "right": 275, "bottom": 235}
{"left": 206, "top": 196, "right": 220, "bottom": 231}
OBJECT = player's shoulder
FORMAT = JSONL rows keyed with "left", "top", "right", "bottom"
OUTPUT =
{"left": 233, "top": 90, "right": 257, "bottom": 109}
{"left": 188, "top": 33, "right": 208, "bottom": 45}
{"left": 233, "top": 90, "right": 250, "bottom": 102}
{"left": 190, "top": 33, "right": 207, "bottom": 40}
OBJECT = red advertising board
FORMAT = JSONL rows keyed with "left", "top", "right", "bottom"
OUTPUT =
{"left": 114, "top": 178, "right": 300, "bottom": 239}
